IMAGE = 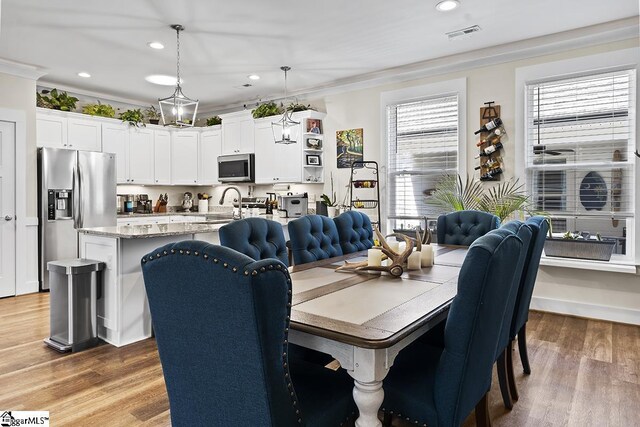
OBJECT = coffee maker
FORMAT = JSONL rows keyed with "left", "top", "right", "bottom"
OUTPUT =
{"left": 135, "top": 194, "right": 152, "bottom": 214}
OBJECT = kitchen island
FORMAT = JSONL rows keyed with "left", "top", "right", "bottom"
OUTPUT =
{"left": 79, "top": 219, "right": 292, "bottom": 347}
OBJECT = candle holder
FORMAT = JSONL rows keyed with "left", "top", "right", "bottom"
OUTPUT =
{"left": 336, "top": 226, "right": 416, "bottom": 277}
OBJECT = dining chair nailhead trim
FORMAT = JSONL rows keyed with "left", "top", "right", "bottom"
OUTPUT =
{"left": 141, "top": 247, "right": 300, "bottom": 423}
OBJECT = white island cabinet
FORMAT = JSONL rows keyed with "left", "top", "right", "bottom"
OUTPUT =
{"left": 78, "top": 223, "right": 223, "bottom": 347}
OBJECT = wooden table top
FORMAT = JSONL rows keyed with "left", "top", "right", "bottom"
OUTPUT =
{"left": 289, "top": 245, "right": 469, "bottom": 349}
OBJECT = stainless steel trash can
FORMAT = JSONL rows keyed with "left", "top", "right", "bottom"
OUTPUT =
{"left": 44, "top": 259, "right": 105, "bottom": 352}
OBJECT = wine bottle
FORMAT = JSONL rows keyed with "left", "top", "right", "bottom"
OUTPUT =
{"left": 475, "top": 127, "right": 504, "bottom": 146}
{"left": 474, "top": 142, "right": 504, "bottom": 158}
{"left": 480, "top": 166, "right": 503, "bottom": 181}
{"left": 474, "top": 118, "right": 503, "bottom": 135}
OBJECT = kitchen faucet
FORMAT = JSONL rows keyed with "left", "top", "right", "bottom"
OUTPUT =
{"left": 219, "top": 186, "right": 243, "bottom": 220}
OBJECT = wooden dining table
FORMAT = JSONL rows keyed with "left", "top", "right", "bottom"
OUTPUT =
{"left": 288, "top": 244, "right": 469, "bottom": 427}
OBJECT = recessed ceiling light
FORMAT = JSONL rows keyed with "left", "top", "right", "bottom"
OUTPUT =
{"left": 77, "top": 72, "right": 91, "bottom": 78}
{"left": 248, "top": 74, "right": 260, "bottom": 80}
{"left": 436, "top": 0, "right": 459, "bottom": 12}
{"left": 145, "top": 75, "right": 182, "bottom": 86}
{"left": 147, "top": 41, "right": 164, "bottom": 50}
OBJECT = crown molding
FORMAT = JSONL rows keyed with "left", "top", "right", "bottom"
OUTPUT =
{"left": 0, "top": 58, "right": 48, "bottom": 80}
{"left": 206, "top": 17, "right": 639, "bottom": 112}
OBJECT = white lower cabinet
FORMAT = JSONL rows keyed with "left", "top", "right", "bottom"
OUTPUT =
{"left": 171, "top": 131, "right": 199, "bottom": 185}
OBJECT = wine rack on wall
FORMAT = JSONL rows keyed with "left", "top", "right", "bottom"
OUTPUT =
{"left": 475, "top": 102, "right": 505, "bottom": 181}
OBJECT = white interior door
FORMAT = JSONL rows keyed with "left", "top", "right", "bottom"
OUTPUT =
{"left": 0, "top": 121, "right": 15, "bottom": 297}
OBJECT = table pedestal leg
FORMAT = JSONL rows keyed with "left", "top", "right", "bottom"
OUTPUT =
{"left": 353, "top": 380, "right": 384, "bottom": 427}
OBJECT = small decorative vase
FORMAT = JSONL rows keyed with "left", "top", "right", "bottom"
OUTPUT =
{"left": 328, "top": 206, "right": 339, "bottom": 218}
{"left": 198, "top": 199, "right": 209, "bottom": 213}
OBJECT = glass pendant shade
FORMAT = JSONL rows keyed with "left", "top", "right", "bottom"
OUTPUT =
{"left": 159, "top": 24, "right": 199, "bottom": 127}
{"left": 272, "top": 66, "right": 299, "bottom": 144}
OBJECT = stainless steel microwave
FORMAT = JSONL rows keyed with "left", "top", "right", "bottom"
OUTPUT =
{"left": 217, "top": 153, "right": 255, "bottom": 182}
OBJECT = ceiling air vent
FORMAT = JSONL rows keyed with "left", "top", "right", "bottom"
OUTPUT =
{"left": 446, "top": 25, "right": 481, "bottom": 40}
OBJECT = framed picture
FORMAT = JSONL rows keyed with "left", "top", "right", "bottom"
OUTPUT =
{"left": 306, "top": 118, "right": 323, "bottom": 134}
{"left": 306, "top": 137, "right": 322, "bottom": 149}
{"left": 336, "top": 128, "right": 364, "bottom": 168}
{"left": 306, "top": 155, "right": 321, "bottom": 166}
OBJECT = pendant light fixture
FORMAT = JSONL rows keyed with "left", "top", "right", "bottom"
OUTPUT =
{"left": 158, "top": 24, "right": 199, "bottom": 127}
{"left": 272, "top": 66, "right": 299, "bottom": 144}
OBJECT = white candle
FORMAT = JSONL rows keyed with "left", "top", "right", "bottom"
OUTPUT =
{"left": 389, "top": 242, "right": 400, "bottom": 254}
{"left": 368, "top": 248, "right": 382, "bottom": 267}
{"left": 407, "top": 251, "right": 422, "bottom": 270}
{"left": 421, "top": 245, "right": 434, "bottom": 267}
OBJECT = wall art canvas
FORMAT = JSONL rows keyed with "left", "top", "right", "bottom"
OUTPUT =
{"left": 336, "top": 128, "right": 363, "bottom": 168}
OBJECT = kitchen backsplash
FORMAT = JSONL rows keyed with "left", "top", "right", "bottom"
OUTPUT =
{"left": 117, "top": 183, "right": 324, "bottom": 211}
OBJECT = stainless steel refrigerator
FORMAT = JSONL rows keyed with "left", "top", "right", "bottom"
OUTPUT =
{"left": 38, "top": 148, "right": 117, "bottom": 290}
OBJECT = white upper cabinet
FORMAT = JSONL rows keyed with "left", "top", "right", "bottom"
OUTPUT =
{"left": 36, "top": 112, "right": 67, "bottom": 148}
{"left": 101, "top": 122, "right": 130, "bottom": 184}
{"left": 153, "top": 130, "right": 171, "bottom": 185}
{"left": 128, "top": 127, "right": 155, "bottom": 185}
{"left": 199, "top": 128, "right": 222, "bottom": 185}
{"left": 254, "top": 118, "right": 302, "bottom": 184}
{"left": 171, "top": 131, "right": 199, "bottom": 185}
{"left": 67, "top": 117, "right": 102, "bottom": 151}
{"left": 221, "top": 111, "right": 255, "bottom": 155}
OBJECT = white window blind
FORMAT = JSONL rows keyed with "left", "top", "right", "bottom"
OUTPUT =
{"left": 524, "top": 69, "right": 636, "bottom": 257}
{"left": 387, "top": 95, "right": 459, "bottom": 226}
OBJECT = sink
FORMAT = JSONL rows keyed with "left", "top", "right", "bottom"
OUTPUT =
{"left": 204, "top": 213, "right": 235, "bottom": 221}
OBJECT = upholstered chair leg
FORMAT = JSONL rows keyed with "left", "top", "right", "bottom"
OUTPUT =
{"left": 506, "top": 340, "right": 519, "bottom": 401}
{"left": 518, "top": 323, "right": 531, "bottom": 375}
{"left": 382, "top": 411, "right": 393, "bottom": 427}
{"left": 475, "top": 392, "right": 492, "bottom": 427}
{"left": 497, "top": 349, "right": 513, "bottom": 410}
{"left": 286, "top": 240, "right": 293, "bottom": 266}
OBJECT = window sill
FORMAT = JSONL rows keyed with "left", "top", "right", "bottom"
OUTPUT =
{"left": 539, "top": 256, "right": 638, "bottom": 274}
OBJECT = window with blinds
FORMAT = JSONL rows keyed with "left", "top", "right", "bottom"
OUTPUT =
{"left": 387, "top": 94, "right": 459, "bottom": 230}
{"left": 524, "top": 69, "right": 636, "bottom": 258}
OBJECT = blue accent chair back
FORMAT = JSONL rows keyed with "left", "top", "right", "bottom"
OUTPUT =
{"left": 141, "top": 241, "right": 356, "bottom": 426}
{"left": 433, "top": 230, "right": 522, "bottom": 425}
{"left": 494, "top": 221, "right": 532, "bottom": 357}
{"left": 436, "top": 210, "right": 500, "bottom": 246}
{"left": 510, "top": 216, "right": 549, "bottom": 377}
{"left": 219, "top": 217, "right": 289, "bottom": 267}
{"left": 288, "top": 215, "right": 343, "bottom": 265}
{"left": 381, "top": 230, "right": 523, "bottom": 426}
{"left": 334, "top": 211, "right": 374, "bottom": 254}
{"left": 512, "top": 216, "right": 549, "bottom": 339}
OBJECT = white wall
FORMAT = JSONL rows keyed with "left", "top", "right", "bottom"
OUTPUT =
{"left": 308, "top": 38, "right": 640, "bottom": 324}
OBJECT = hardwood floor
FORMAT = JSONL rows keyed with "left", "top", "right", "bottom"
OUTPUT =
{"left": 1, "top": 294, "right": 639, "bottom": 426}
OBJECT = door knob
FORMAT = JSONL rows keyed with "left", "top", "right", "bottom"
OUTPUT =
{"left": 4, "top": 215, "right": 12, "bottom": 221}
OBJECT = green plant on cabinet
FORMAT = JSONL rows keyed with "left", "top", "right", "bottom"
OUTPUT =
{"left": 36, "top": 88, "right": 79, "bottom": 111}
{"left": 145, "top": 105, "right": 161, "bottom": 124}
{"left": 251, "top": 102, "right": 283, "bottom": 119}
{"left": 206, "top": 116, "right": 222, "bottom": 126}
{"left": 120, "top": 108, "right": 145, "bottom": 127}
{"left": 82, "top": 101, "right": 116, "bottom": 118}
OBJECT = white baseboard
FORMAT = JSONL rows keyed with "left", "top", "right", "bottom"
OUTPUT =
{"left": 530, "top": 296, "right": 640, "bottom": 325}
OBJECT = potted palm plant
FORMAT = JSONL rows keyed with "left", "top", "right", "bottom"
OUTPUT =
{"left": 426, "top": 174, "right": 534, "bottom": 222}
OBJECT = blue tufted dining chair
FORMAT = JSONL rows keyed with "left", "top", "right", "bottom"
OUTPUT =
{"left": 381, "top": 230, "right": 523, "bottom": 427}
{"left": 492, "top": 221, "right": 533, "bottom": 410}
{"left": 141, "top": 241, "right": 356, "bottom": 427}
{"left": 219, "top": 217, "right": 289, "bottom": 267}
{"left": 334, "top": 211, "right": 375, "bottom": 254}
{"left": 436, "top": 210, "right": 500, "bottom": 246}
{"left": 288, "top": 215, "right": 343, "bottom": 265}
{"left": 510, "top": 217, "right": 549, "bottom": 376}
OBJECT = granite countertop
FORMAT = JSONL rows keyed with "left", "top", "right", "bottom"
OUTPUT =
{"left": 81, "top": 215, "right": 296, "bottom": 239}
{"left": 79, "top": 223, "right": 227, "bottom": 239}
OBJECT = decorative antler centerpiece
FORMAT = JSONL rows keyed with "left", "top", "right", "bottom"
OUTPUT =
{"left": 337, "top": 226, "right": 431, "bottom": 277}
